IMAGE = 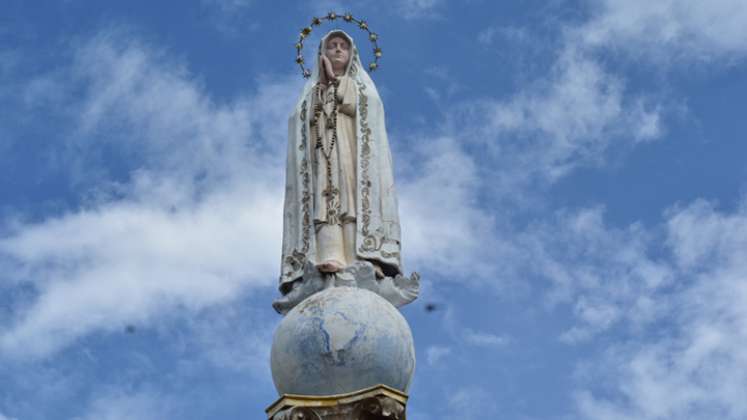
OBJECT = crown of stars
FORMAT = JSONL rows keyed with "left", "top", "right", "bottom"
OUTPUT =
{"left": 295, "top": 12, "right": 382, "bottom": 79}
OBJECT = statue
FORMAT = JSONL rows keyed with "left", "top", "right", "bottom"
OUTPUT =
{"left": 267, "top": 18, "right": 418, "bottom": 419}
{"left": 274, "top": 28, "right": 419, "bottom": 314}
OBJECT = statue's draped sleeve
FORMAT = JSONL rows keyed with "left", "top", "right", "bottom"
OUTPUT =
{"left": 337, "top": 76, "right": 357, "bottom": 117}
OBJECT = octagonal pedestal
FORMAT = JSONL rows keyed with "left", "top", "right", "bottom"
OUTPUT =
{"left": 266, "top": 384, "right": 407, "bottom": 420}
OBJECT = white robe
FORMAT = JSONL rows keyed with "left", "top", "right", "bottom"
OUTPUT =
{"left": 279, "top": 30, "right": 402, "bottom": 292}
{"left": 310, "top": 75, "right": 358, "bottom": 267}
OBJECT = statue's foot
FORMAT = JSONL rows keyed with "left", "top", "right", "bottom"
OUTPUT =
{"left": 373, "top": 263, "right": 385, "bottom": 279}
{"left": 318, "top": 260, "right": 344, "bottom": 273}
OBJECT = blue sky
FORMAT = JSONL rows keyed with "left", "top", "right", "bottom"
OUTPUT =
{"left": 2, "top": 1, "right": 747, "bottom": 419}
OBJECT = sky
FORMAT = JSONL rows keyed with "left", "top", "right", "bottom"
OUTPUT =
{"left": 2, "top": 0, "right": 747, "bottom": 419}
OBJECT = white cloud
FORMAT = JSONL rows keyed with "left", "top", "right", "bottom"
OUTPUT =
{"left": 74, "top": 389, "right": 173, "bottom": 420}
{"left": 201, "top": 0, "right": 253, "bottom": 13}
{"left": 397, "top": 0, "right": 442, "bottom": 19}
{"left": 459, "top": 0, "right": 746, "bottom": 219}
{"left": 304, "top": 0, "right": 442, "bottom": 20}
{"left": 478, "top": 26, "right": 531, "bottom": 48}
{"left": 447, "top": 386, "right": 498, "bottom": 419}
{"left": 462, "top": 1, "right": 739, "bottom": 202}
{"left": 514, "top": 207, "right": 672, "bottom": 342}
{"left": 186, "top": 298, "right": 275, "bottom": 378}
{"left": 463, "top": 329, "right": 509, "bottom": 348}
{"left": 475, "top": 46, "right": 661, "bottom": 187}
{"left": 69, "top": 32, "right": 298, "bottom": 181}
{"left": 477, "top": 27, "right": 497, "bottom": 45}
{"left": 405, "top": 201, "right": 667, "bottom": 348}
{"left": 0, "top": 187, "right": 282, "bottom": 358}
{"left": 198, "top": 0, "right": 261, "bottom": 37}
{"left": 579, "top": 0, "right": 747, "bottom": 61}
{"left": 0, "top": 32, "right": 295, "bottom": 359}
{"left": 434, "top": 305, "right": 512, "bottom": 355}
{"left": 574, "top": 198, "right": 747, "bottom": 419}
{"left": 398, "top": 136, "right": 501, "bottom": 278}
{"left": 425, "top": 345, "right": 451, "bottom": 366}
{"left": 459, "top": 5, "right": 747, "bottom": 417}
{"left": 454, "top": 18, "right": 666, "bottom": 210}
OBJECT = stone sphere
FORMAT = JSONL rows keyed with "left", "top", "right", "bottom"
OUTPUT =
{"left": 271, "top": 286, "right": 415, "bottom": 396}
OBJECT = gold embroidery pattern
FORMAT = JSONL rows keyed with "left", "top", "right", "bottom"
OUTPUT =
{"left": 300, "top": 99, "right": 311, "bottom": 254}
{"left": 284, "top": 100, "right": 312, "bottom": 277}
{"left": 356, "top": 82, "right": 401, "bottom": 261}
{"left": 356, "top": 81, "right": 377, "bottom": 253}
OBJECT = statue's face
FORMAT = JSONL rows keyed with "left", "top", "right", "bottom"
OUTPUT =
{"left": 324, "top": 35, "right": 350, "bottom": 72}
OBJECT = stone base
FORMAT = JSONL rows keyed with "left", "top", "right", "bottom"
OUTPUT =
{"left": 266, "top": 384, "right": 407, "bottom": 420}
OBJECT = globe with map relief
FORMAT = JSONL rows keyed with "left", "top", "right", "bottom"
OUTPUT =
{"left": 270, "top": 286, "right": 415, "bottom": 396}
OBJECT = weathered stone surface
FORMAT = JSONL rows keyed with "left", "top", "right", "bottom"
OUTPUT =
{"left": 271, "top": 287, "right": 415, "bottom": 396}
{"left": 267, "top": 384, "right": 407, "bottom": 420}
{"left": 272, "top": 261, "right": 419, "bottom": 315}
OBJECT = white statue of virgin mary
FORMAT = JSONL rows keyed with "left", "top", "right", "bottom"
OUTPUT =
{"left": 275, "top": 30, "right": 416, "bottom": 314}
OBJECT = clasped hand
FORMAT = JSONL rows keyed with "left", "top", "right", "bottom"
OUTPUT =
{"left": 318, "top": 54, "right": 337, "bottom": 86}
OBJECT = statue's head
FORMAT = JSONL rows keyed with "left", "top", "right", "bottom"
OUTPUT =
{"left": 323, "top": 31, "right": 353, "bottom": 75}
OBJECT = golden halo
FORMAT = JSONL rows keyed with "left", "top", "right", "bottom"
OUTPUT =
{"left": 294, "top": 12, "right": 382, "bottom": 78}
